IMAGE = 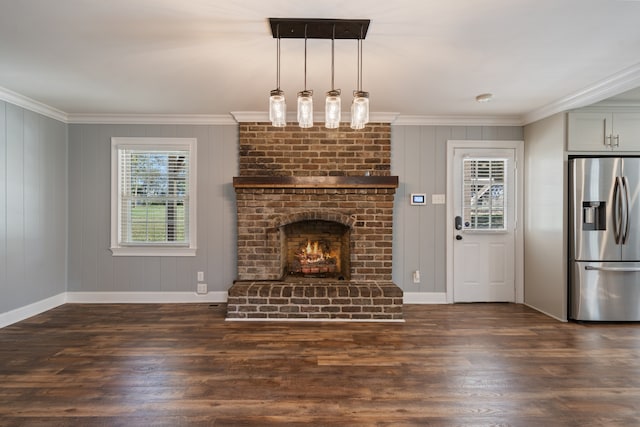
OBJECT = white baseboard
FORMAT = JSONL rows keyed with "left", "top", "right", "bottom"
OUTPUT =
{"left": 65, "top": 291, "right": 228, "bottom": 304}
{"left": 1, "top": 291, "right": 565, "bottom": 328}
{"left": 2, "top": 291, "right": 449, "bottom": 329}
{"left": 403, "top": 292, "right": 448, "bottom": 304}
{"left": 0, "top": 292, "right": 229, "bottom": 328}
{"left": 0, "top": 293, "right": 67, "bottom": 328}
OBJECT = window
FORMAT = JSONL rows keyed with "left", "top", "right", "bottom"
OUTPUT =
{"left": 111, "top": 137, "right": 197, "bottom": 256}
{"left": 462, "top": 158, "right": 506, "bottom": 231}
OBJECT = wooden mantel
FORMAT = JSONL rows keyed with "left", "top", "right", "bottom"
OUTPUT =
{"left": 233, "top": 176, "right": 399, "bottom": 189}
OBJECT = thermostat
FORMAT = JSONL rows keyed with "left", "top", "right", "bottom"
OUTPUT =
{"left": 410, "top": 193, "right": 427, "bottom": 205}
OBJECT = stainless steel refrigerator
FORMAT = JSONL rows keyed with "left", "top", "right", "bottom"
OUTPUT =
{"left": 570, "top": 157, "right": 640, "bottom": 321}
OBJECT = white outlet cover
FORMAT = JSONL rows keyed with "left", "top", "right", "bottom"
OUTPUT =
{"left": 197, "top": 283, "right": 207, "bottom": 294}
{"left": 197, "top": 271, "right": 204, "bottom": 281}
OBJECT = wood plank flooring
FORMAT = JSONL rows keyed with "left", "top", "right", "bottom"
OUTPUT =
{"left": 1, "top": 303, "right": 640, "bottom": 426}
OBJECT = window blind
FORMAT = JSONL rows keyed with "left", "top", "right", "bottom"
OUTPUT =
{"left": 119, "top": 149, "right": 190, "bottom": 245}
{"left": 462, "top": 158, "right": 506, "bottom": 230}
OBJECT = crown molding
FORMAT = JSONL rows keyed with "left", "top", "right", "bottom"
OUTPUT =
{"left": 0, "top": 85, "right": 68, "bottom": 123}
{"left": 230, "top": 111, "right": 400, "bottom": 124}
{"left": 392, "top": 115, "right": 523, "bottom": 126}
{"left": 572, "top": 103, "right": 640, "bottom": 112}
{"left": 0, "top": 86, "right": 235, "bottom": 125}
{"left": 522, "top": 61, "right": 640, "bottom": 125}
{"left": 593, "top": 101, "right": 640, "bottom": 108}
{"left": 67, "top": 113, "right": 237, "bottom": 125}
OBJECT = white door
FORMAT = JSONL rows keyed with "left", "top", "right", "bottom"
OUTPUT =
{"left": 450, "top": 146, "right": 519, "bottom": 302}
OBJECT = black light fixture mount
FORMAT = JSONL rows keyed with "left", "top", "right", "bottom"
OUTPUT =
{"left": 269, "top": 18, "right": 370, "bottom": 40}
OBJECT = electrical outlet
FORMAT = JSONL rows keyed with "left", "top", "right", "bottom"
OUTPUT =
{"left": 413, "top": 270, "right": 420, "bottom": 284}
{"left": 197, "top": 271, "right": 204, "bottom": 282}
{"left": 197, "top": 283, "right": 207, "bottom": 294}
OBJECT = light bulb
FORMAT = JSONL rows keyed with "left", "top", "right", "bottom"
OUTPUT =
{"left": 297, "top": 90, "right": 314, "bottom": 128}
{"left": 269, "top": 89, "right": 286, "bottom": 127}
{"left": 350, "top": 92, "right": 369, "bottom": 130}
{"left": 325, "top": 90, "right": 341, "bottom": 129}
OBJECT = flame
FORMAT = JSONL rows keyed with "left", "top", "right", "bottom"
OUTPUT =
{"left": 304, "top": 240, "right": 324, "bottom": 260}
{"left": 292, "top": 239, "right": 339, "bottom": 274}
{"left": 298, "top": 240, "right": 334, "bottom": 263}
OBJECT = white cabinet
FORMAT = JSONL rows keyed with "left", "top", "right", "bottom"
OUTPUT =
{"left": 614, "top": 113, "right": 640, "bottom": 149}
{"left": 567, "top": 111, "right": 640, "bottom": 151}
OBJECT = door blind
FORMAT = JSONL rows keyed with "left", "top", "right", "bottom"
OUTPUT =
{"left": 462, "top": 158, "right": 506, "bottom": 230}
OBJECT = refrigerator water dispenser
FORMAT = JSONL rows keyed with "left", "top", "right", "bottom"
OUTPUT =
{"left": 582, "top": 201, "right": 606, "bottom": 230}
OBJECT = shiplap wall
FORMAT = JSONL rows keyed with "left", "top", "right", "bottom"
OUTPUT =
{"left": 67, "top": 124, "right": 237, "bottom": 293}
{"left": 0, "top": 101, "right": 67, "bottom": 313}
{"left": 66, "top": 122, "right": 522, "bottom": 296}
{"left": 391, "top": 125, "right": 524, "bottom": 293}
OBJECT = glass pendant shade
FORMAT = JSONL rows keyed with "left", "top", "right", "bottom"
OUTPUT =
{"left": 325, "top": 89, "right": 341, "bottom": 129}
{"left": 350, "top": 91, "right": 369, "bottom": 130}
{"left": 297, "top": 90, "right": 314, "bottom": 128}
{"left": 269, "top": 89, "right": 286, "bottom": 127}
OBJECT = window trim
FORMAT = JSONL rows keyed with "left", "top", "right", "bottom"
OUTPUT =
{"left": 110, "top": 137, "right": 197, "bottom": 257}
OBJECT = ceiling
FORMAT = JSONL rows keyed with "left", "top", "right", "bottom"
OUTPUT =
{"left": 1, "top": 0, "right": 640, "bottom": 124}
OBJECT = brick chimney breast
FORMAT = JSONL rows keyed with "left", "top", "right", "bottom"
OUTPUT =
{"left": 228, "top": 122, "right": 403, "bottom": 321}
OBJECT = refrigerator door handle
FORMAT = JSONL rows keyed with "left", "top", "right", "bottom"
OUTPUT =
{"left": 613, "top": 177, "right": 622, "bottom": 244}
{"left": 585, "top": 265, "right": 640, "bottom": 272}
{"left": 622, "top": 176, "right": 630, "bottom": 244}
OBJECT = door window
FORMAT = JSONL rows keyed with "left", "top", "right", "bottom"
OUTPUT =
{"left": 462, "top": 158, "right": 507, "bottom": 231}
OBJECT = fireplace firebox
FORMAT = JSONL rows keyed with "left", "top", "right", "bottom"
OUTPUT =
{"left": 282, "top": 220, "right": 350, "bottom": 280}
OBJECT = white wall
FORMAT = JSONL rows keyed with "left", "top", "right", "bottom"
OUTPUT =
{"left": 523, "top": 113, "right": 567, "bottom": 320}
{"left": 0, "top": 101, "right": 67, "bottom": 314}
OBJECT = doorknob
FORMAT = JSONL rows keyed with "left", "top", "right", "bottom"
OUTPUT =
{"left": 456, "top": 235, "right": 463, "bottom": 240}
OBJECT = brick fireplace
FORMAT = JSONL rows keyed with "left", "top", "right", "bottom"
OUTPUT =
{"left": 226, "top": 122, "right": 403, "bottom": 321}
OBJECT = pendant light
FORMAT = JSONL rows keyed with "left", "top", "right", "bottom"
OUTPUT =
{"left": 267, "top": 18, "right": 371, "bottom": 129}
{"left": 325, "top": 24, "right": 341, "bottom": 129}
{"left": 351, "top": 26, "right": 369, "bottom": 130}
{"left": 269, "top": 24, "right": 286, "bottom": 127}
{"left": 297, "top": 24, "right": 313, "bottom": 128}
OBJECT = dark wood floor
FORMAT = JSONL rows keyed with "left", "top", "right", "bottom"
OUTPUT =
{"left": 1, "top": 303, "right": 640, "bottom": 426}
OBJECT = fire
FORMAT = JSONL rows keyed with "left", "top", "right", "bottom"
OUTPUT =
{"left": 305, "top": 240, "right": 324, "bottom": 261}
{"left": 293, "top": 239, "right": 338, "bottom": 274}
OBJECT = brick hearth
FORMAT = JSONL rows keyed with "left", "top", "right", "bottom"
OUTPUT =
{"left": 227, "top": 122, "right": 403, "bottom": 321}
{"left": 226, "top": 281, "right": 403, "bottom": 321}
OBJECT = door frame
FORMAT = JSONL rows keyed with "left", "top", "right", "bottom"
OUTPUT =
{"left": 446, "top": 140, "right": 524, "bottom": 304}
